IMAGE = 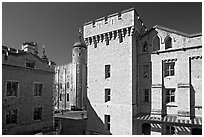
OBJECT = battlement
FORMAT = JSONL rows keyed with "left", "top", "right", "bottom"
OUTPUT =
{"left": 83, "top": 8, "right": 146, "bottom": 39}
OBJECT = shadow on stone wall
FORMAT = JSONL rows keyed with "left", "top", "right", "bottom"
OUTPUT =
{"left": 86, "top": 98, "right": 112, "bottom": 135}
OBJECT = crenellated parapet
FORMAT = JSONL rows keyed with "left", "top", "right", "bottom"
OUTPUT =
{"left": 83, "top": 8, "right": 146, "bottom": 43}
{"left": 84, "top": 26, "right": 141, "bottom": 46}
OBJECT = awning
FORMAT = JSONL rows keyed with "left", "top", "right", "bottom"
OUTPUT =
{"left": 134, "top": 113, "right": 202, "bottom": 127}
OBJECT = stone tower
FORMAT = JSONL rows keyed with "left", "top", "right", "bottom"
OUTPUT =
{"left": 83, "top": 8, "right": 146, "bottom": 134}
{"left": 71, "top": 29, "right": 87, "bottom": 110}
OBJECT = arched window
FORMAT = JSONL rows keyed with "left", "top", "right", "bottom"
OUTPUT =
{"left": 142, "top": 42, "right": 148, "bottom": 52}
{"left": 165, "top": 36, "right": 172, "bottom": 49}
{"left": 153, "top": 36, "right": 160, "bottom": 51}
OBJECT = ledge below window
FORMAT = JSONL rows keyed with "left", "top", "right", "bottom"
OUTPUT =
{"left": 166, "top": 102, "right": 178, "bottom": 107}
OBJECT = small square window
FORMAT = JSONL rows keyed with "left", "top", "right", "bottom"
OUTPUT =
{"left": 34, "top": 83, "right": 43, "bottom": 96}
{"left": 6, "top": 81, "right": 18, "bottom": 96}
{"left": 26, "top": 60, "right": 35, "bottom": 68}
{"left": 33, "top": 107, "right": 42, "bottom": 120}
{"left": 6, "top": 109, "right": 17, "bottom": 124}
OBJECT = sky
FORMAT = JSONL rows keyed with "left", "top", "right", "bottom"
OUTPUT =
{"left": 2, "top": 2, "right": 202, "bottom": 66}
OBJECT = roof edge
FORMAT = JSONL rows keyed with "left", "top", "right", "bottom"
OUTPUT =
{"left": 153, "top": 25, "right": 202, "bottom": 38}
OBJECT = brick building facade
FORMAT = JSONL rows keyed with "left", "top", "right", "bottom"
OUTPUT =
{"left": 2, "top": 42, "right": 55, "bottom": 134}
{"left": 83, "top": 8, "right": 202, "bottom": 135}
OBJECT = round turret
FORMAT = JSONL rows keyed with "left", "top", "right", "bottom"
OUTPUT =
{"left": 70, "top": 29, "right": 87, "bottom": 110}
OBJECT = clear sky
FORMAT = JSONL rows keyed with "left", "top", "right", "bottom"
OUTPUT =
{"left": 2, "top": 2, "right": 202, "bottom": 66}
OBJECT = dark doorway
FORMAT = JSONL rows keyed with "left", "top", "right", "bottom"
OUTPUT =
{"left": 142, "top": 123, "right": 151, "bottom": 135}
{"left": 192, "top": 128, "right": 202, "bottom": 135}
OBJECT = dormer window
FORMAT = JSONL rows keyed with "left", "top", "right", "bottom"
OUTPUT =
{"left": 165, "top": 36, "right": 172, "bottom": 49}
{"left": 142, "top": 42, "right": 148, "bottom": 52}
{"left": 26, "top": 60, "right": 35, "bottom": 68}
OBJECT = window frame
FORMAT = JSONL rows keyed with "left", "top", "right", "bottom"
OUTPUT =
{"left": 165, "top": 36, "right": 172, "bottom": 50}
{"left": 33, "top": 82, "right": 43, "bottom": 96}
{"left": 105, "top": 65, "right": 111, "bottom": 79}
{"left": 152, "top": 35, "right": 160, "bottom": 51}
{"left": 105, "top": 88, "right": 111, "bottom": 102}
{"left": 166, "top": 88, "right": 175, "bottom": 103}
{"left": 144, "top": 89, "right": 150, "bottom": 103}
{"left": 164, "top": 62, "right": 175, "bottom": 77}
{"left": 104, "top": 115, "right": 110, "bottom": 131}
{"left": 6, "top": 109, "right": 18, "bottom": 125}
{"left": 6, "top": 80, "right": 19, "bottom": 97}
{"left": 33, "top": 107, "right": 42, "bottom": 121}
{"left": 25, "top": 60, "right": 36, "bottom": 69}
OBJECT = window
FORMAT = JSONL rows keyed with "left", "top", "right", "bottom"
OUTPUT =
{"left": 6, "top": 109, "right": 17, "bottom": 124}
{"left": 78, "top": 53, "right": 81, "bottom": 56}
{"left": 6, "top": 81, "right": 18, "bottom": 96}
{"left": 26, "top": 60, "right": 35, "bottom": 68}
{"left": 143, "top": 64, "right": 149, "bottom": 78}
{"left": 166, "top": 126, "right": 176, "bottom": 135}
{"left": 67, "top": 93, "right": 69, "bottom": 102}
{"left": 33, "top": 107, "right": 42, "bottom": 120}
{"left": 105, "top": 89, "right": 111, "bottom": 102}
{"left": 144, "top": 89, "right": 150, "bottom": 102}
{"left": 142, "top": 42, "right": 148, "bottom": 52}
{"left": 105, "top": 65, "right": 111, "bottom": 79}
{"left": 165, "top": 36, "right": 172, "bottom": 49}
{"left": 164, "top": 62, "right": 175, "bottom": 77}
{"left": 34, "top": 83, "right": 43, "bottom": 96}
{"left": 166, "top": 89, "right": 175, "bottom": 103}
{"left": 105, "top": 115, "right": 110, "bottom": 130}
{"left": 153, "top": 36, "right": 160, "bottom": 51}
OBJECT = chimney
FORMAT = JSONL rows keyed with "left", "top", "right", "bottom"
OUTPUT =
{"left": 22, "top": 42, "right": 39, "bottom": 55}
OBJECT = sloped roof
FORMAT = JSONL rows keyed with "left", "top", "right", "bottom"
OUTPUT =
{"left": 153, "top": 25, "right": 202, "bottom": 38}
{"left": 2, "top": 45, "right": 56, "bottom": 65}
